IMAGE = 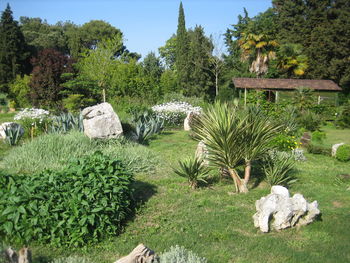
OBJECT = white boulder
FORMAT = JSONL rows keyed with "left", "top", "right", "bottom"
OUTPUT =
{"left": 82, "top": 102, "right": 123, "bottom": 139}
{"left": 332, "top": 143, "right": 345, "bottom": 157}
{"left": 253, "top": 186, "right": 320, "bottom": 232}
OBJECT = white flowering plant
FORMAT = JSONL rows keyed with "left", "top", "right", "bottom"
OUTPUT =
{"left": 151, "top": 101, "right": 202, "bottom": 126}
{"left": 14, "top": 108, "right": 51, "bottom": 137}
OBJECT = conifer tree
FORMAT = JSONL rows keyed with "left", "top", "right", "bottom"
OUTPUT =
{"left": 176, "top": 2, "right": 190, "bottom": 93}
{"left": 0, "top": 4, "right": 28, "bottom": 93}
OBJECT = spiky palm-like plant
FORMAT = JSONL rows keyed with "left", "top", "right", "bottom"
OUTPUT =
{"left": 192, "top": 102, "right": 248, "bottom": 193}
{"left": 240, "top": 106, "right": 283, "bottom": 184}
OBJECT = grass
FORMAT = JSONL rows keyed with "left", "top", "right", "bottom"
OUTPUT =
{"left": 321, "top": 124, "right": 350, "bottom": 147}
{"left": 1, "top": 125, "right": 350, "bottom": 262}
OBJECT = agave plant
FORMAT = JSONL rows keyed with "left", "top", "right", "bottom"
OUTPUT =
{"left": 50, "top": 112, "right": 84, "bottom": 134}
{"left": 173, "top": 156, "right": 209, "bottom": 189}
{"left": 4, "top": 125, "right": 23, "bottom": 146}
{"left": 131, "top": 111, "right": 164, "bottom": 144}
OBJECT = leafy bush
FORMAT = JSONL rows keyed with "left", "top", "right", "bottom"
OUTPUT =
{"left": 0, "top": 151, "right": 134, "bottom": 246}
{"left": 158, "top": 245, "right": 207, "bottom": 263}
{"left": 262, "top": 150, "right": 296, "bottom": 186}
{"left": 51, "top": 256, "right": 95, "bottom": 263}
{"left": 306, "top": 144, "right": 331, "bottom": 156}
{"left": 173, "top": 156, "right": 209, "bottom": 189}
{"left": 311, "top": 131, "right": 326, "bottom": 143}
{"left": 296, "top": 110, "right": 323, "bottom": 131}
{"left": 270, "top": 134, "right": 300, "bottom": 151}
{"left": 335, "top": 104, "right": 350, "bottom": 128}
{"left": 335, "top": 144, "right": 350, "bottom": 162}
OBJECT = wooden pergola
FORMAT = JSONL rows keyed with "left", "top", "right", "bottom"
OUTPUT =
{"left": 233, "top": 78, "right": 342, "bottom": 105}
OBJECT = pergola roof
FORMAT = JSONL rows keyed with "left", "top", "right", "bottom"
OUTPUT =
{"left": 233, "top": 78, "right": 342, "bottom": 91}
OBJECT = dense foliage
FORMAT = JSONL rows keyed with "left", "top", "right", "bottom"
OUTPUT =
{"left": 0, "top": 151, "right": 134, "bottom": 246}
{"left": 335, "top": 144, "right": 350, "bottom": 162}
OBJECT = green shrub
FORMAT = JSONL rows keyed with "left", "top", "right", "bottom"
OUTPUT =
{"left": 262, "top": 150, "right": 296, "bottom": 186}
{"left": 335, "top": 144, "right": 350, "bottom": 162}
{"left": 311, "top": 130, "right": 326, "bottom": 143}
{"left": 173, "top": 156, "right": 209, "bottom": 189}
{"left": 306, "top": 144, "right": 331, "bottom": 156}
{"left": 270, "top": 134, "right": 300, "bottom": 151}
{"left": 296, "top": 110, "right": 323, "bottom": 131}
{"left": 158, "top": 245, "right": 207, "bottom": 263}
{"left": 0, "top": 151, "right": 134, "bottom": 246}
{"left": 335, "top": 104, "right": 350, "bottom": 128}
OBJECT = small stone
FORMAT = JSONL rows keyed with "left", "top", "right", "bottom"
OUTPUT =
{"left": 114, "top": 244, "right": 156, "bottom": 263}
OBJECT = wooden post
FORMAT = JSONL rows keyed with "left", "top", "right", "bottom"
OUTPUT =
{"left": 244, "top": 88, "right": 247, "bottom": 107}
{"left": 275, "top": 91, "right": 279, "bottom": 103}
{"left": 317, "top": 95, "right": 321, "bottom": 105}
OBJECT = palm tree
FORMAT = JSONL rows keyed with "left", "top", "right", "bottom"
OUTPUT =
{"left": 240, "top": 106, "right": 283, "bottom": 184}
{"left": 277, "top": 43, "right": 308, "bottom": 77}
{"left": 192, "top": 102, "right": 248, "bottom": 193}
{"left": 238, "top": 33, "right": 278, "bottom": 77}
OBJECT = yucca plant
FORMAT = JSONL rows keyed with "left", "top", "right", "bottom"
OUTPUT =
{"left": 173, "top": 156, "right": 209, "bottom": 189}
{"left": 262, "top": 150, "right": 296, "bottom": 186}
{"left": 240, "top": 106, "right": 282, "bottom": 184}
{"left": 192, "top": 102, "right": 248, "bottom": 193}
{"left": 4, "top": 125, "right": 23, "bottom": 146}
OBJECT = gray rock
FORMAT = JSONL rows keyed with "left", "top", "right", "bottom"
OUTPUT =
{"left": 332, "top": 143, "right": 345, "bottom": 157}
{"left": 253, "top": 186, "right": 320, "bottom": 232}
{"left": 195, "top": 140, "right": 209, "bottom": 165}
{"left": 184, "top": 112, "right": 199, "bottom": 131}
{"left": 82, "top": 102, "right": 123, "bottom": 139}
{"left": 0, "top": 122, "right": 24, "bottom": 139}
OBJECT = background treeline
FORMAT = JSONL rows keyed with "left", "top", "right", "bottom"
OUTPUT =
{"left": 0, "top": 0, "right": 349, "bottom": 112}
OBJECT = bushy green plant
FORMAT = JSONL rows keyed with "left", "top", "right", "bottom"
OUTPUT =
{"left": 335, "top": 144, "right": 350, "bottom": 162}
{"left": 51, "top": 256, "right": 95, "bottom": 263}
{"left": 306, "top": 144, "right": 331, "bottom": 156}
{"left": 297, "top": 110, "right": 323, "bottom": 131}
{"left": 173, "top": 156, "right": 209, "bottom": 189}
{"left": 335, "top": 104, "right": 350, "bottom": 128}
{"left": 0, "top": 151, "right": 134, "bottom": 246}
{"left": 311, "top": 130, "right": 326, "bottom": 143}
{"left": 158, "top": 245, "right": 207, "bottom": 263}
{"left": 270, "top": 134, "right": 300, "bottom": 151}
{"left": 4, "top": 125, "right": 23, "bottom": 146}
{"left": 262, "top": 150, "right": 296, "bottom": 186}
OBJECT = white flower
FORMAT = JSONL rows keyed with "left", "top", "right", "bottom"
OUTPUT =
{"left": 14, "top": 108, "right": 50, "bottom": 121}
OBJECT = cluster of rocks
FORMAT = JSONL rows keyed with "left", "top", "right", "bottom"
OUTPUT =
{"left": 253, "top": 186, "right": 320, "bottom": 232}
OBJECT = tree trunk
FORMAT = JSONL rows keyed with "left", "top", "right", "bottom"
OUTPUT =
{"left": 244, "top": 160, "right": 252, "bottom": 184}
{"left": 228, "top": 168, "right": 248, "bottom": 193}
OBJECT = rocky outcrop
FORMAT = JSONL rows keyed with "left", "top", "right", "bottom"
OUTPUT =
{"left": 0, "top": 122, "right": 24, "bottom": 139}
{"left": 114, "top": 244, "right": 156, "bottom": 263}
{"left": 82, "top": 102, "right": 123, "bottom": 139}
{"left": 253, "top": 186, "right": 320, "bottom": 233}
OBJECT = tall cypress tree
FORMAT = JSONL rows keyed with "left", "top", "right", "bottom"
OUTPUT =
{"left": 176, "top": 2, "right": 190, "bottom": 93}
{"left": 0, "top": 4, "right": 28, "bottom": 93}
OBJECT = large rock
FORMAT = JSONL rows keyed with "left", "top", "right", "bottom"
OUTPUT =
{"left": 253, "top": 186, "right": 320, "bottom": 233}
{"left": 82, "top": 103, "right": 123, "bottom": 139}
{"left": 114, "top": 244, "right": 156, "bottom": 263}
{"left": 195, "top": 140, "right": 209, "bottom": 165}
{"left": 0, "top": 122, "right": 24, "bottom": 139}
{"left": 332, "top": 143, "right": 345, "bottom": 157}
{"left": 184, "top": 112, "right": 199, "bottom": 131}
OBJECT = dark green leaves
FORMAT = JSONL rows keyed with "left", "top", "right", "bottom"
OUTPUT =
{"left": 0, "top": 151, "right": 134, "bottom": 246}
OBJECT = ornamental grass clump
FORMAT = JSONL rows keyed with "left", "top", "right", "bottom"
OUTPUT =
{"left": 151, "top": 101, "right": 201, "bottom": 126}
{"left": 158, "top": 245, "right": 207, "bottom": 263}
{"left": 0, "top": 151, "right": 134, "bottom": 246}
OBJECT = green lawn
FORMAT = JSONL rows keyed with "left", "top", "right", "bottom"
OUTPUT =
{"left": 1, "top": 124, "right": 350, "bottom": 262}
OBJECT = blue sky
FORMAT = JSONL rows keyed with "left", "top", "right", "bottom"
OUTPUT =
{"left": 1, "top": 0, "right": 272, "bottom": 58}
